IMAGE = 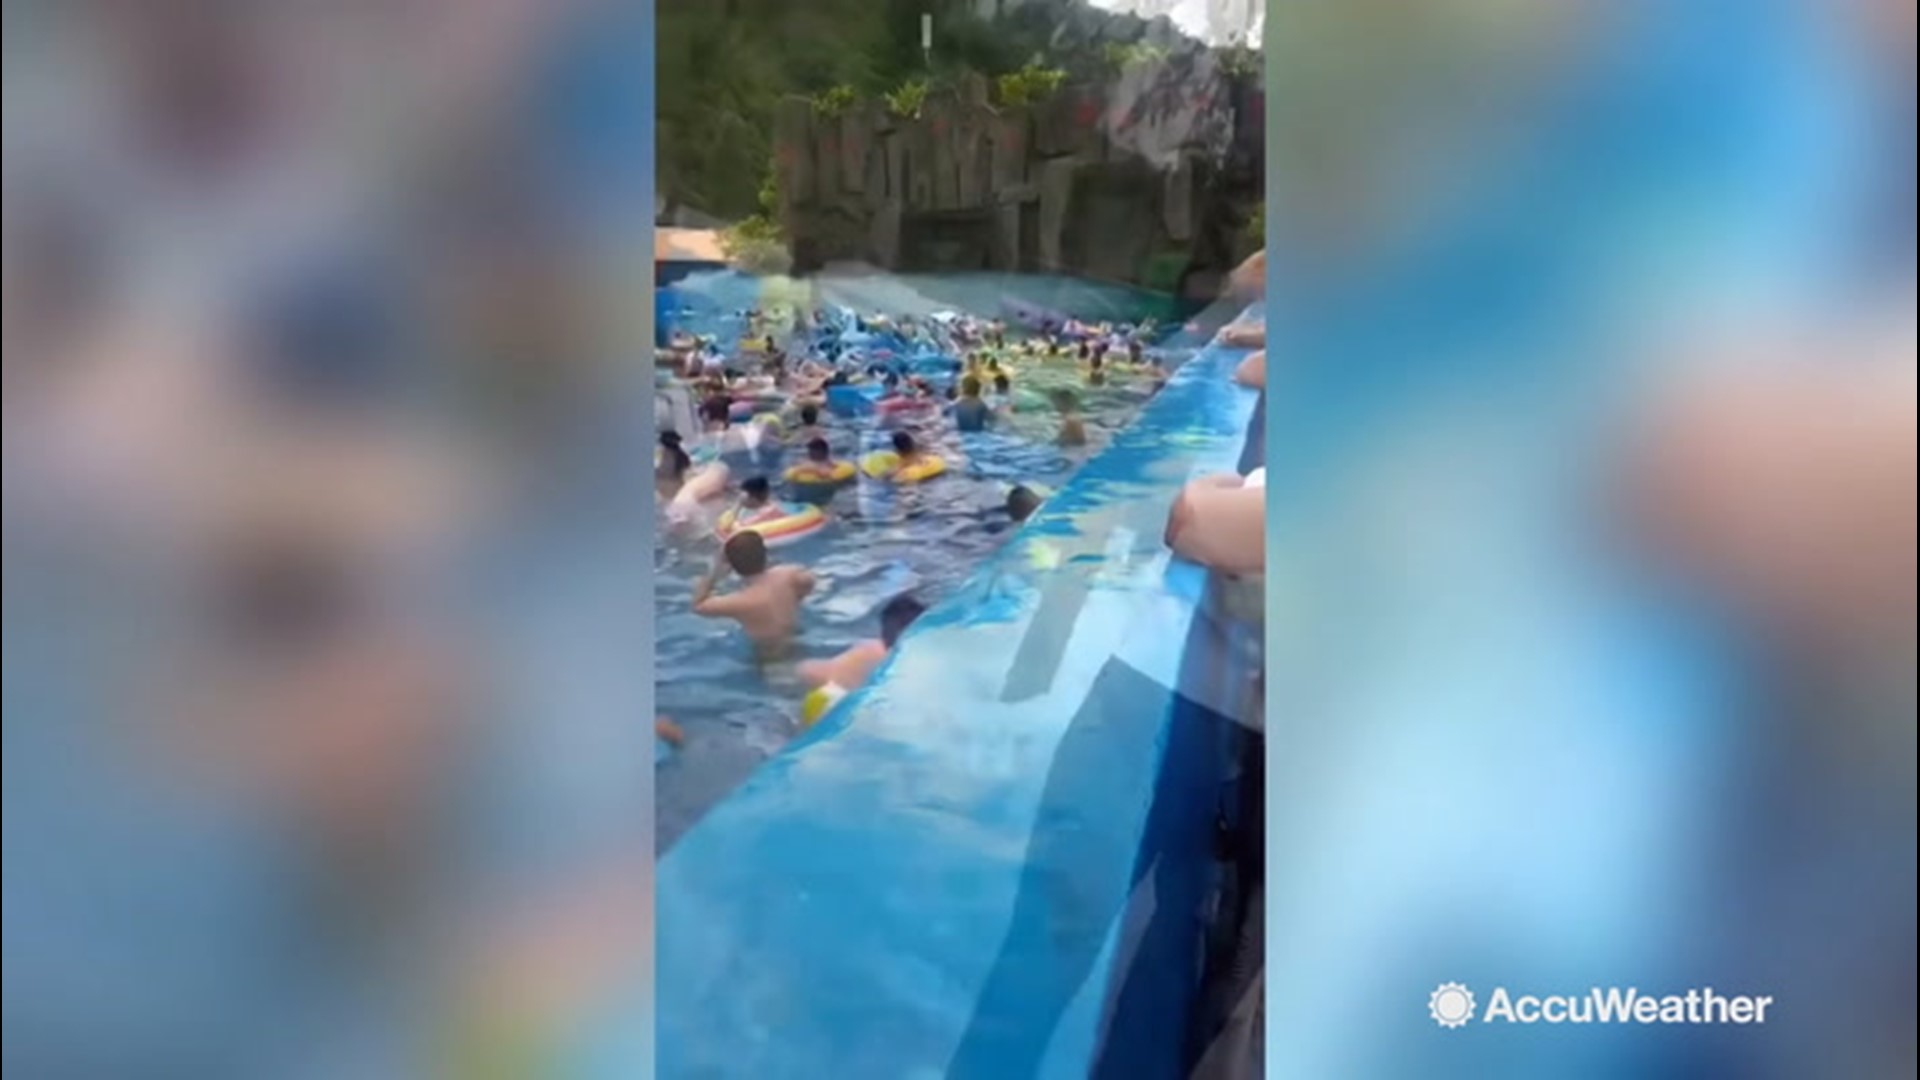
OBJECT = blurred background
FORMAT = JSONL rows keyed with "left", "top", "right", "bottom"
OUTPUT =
{"left": 4, "top": 1, "right": 656, "bottom": 1074}
{"left": 1258, "top": 1, "right": 1912, "bottom": 1078}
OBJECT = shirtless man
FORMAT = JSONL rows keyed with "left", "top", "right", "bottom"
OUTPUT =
{"left": 797, "top": 594, "right": 926, "bottom": 697}
{"left": 691, "top": 531, "right": 815, "bottom": 653}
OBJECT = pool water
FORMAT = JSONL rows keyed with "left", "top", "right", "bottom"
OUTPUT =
{"left": 654, "top": 360, "right": 1177, "bottom": 849}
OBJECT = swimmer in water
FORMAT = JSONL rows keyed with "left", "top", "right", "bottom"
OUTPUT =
{"left": 1052, "top": 388, "right": 1088, "bottom": 448}
{"left": 890, "top": 429, "right": 924, "bottom": 471}
{"left": 732, "top": 475, "right": 774, "bottom": 520}
{"left": 952, "top": 374, "right": 991, "bottom": 432}
{"left": 1006, "top": 484, "right": 1043, "bottom": 523}
{"left": 796, "top": 593, "right": 926, "bottom": 697}
{"left": 699, "top": 394, "right": 732, "bottom": 434}
{"left": 656, "top": 431, "right": 693, "bottom": 499}
{"left": 988, "top": 372, "right": 1014, "bottom": 416}
{"left": 691, "top": 531, "right": 816, "bottom": 653}
{"left": 791, "top": 436, "right": 846, "bottom": 484}
{"left": 790, "top": 403, "right": 827, "bottom": 446}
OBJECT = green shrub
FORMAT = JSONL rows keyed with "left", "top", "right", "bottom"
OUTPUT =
{"left": 721, "top": 215, "right": 792, "bottom": 276}
{"left": 995, "top": 63, "right": 1066, "bottom": 107}
{"left": 1219, "top": 45, "right": 1261, "bottom": 80}
{"left": 885, "top": 79, "right": 929, "bottom": 119}
{"left": 811, "top": 84, "right": 858, "bottom": 118}
{"left": 1102, "top": 42, "right": 1169, "bottom": 72}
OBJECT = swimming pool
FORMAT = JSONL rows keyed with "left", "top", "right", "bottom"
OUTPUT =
{"left": 655, "top": 312, "right": 1187, "bottom": 848}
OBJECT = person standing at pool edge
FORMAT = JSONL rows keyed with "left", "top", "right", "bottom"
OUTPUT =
{"left": 692, "top": 531, "right": 816, "bottom": 654}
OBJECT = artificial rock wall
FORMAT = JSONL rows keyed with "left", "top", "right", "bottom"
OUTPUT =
{"left": 772, "top": 69, "right": 1262, "bottom": 292}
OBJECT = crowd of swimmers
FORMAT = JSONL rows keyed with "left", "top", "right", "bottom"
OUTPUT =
{"left": 653, "top": 275, "right": 1274, "bottom": 744}
{"left": 655, "top": 305, "right": 1125, "bottom": 738}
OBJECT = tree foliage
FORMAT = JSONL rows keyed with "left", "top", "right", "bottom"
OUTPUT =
{"left": 658, "top": 0, "right": 1255, "bottom": 220}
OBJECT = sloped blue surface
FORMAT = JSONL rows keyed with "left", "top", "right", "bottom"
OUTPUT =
{"left": 657, "top": 312, "right": 1264, "bottom": 1078}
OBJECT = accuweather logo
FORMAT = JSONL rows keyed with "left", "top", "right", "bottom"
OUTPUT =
{"left": 1429, "top": 983, "right": 1775, "bottom": 1028}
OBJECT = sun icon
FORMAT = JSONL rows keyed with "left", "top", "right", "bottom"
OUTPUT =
{"left": 1429, "top": 982, "right": 1476, "bottom": 1028}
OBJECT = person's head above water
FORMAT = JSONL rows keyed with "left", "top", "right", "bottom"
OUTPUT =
{"left": 1051, "top": 387, "right": 1079, "bottom": 413}
{"left": 700, "top": 395, "right": 731, "bottom": 427}
{"left": 879, "top": 594, "right": 927, "bottom": 648}
{"left": 993, "top": 372, "right": 1011, "bottom": 394}
{"left": 659, "top": 430, "right": 691, "bottom": 474}
{"left": 806, "top": 436, "right": 831, "bottom": 462}
{"left": 723, "top": 530, "right": 768, "bottom": 576}
{"left": 1007, "top": 484, "right": 1042, "bottom": 523}
{"left": 799, "top": 403, "right": 819, "bottom": 426}
{"left": 741, "top": 476, "right": 772, "bottom": 505}
{"left": 891, "top": 430, "right": 917, "bottom": 457}
{"left": 960, "top": 374, "right": 982, "bottom": 398}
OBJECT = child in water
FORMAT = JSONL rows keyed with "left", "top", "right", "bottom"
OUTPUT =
{"left": 952, "top": 374, "right": 991, "bottom": 432}
{"left": 691, "top": 530, "right": 816, "bottom": 654}
{"left": 797, "top": 593, "right": 927, "bottom": 703}
{"left": 890, "top": 430, "right": 925, "bottom": 472}
{"left": 989, "top": 372, "right": 1014, "bottom": 416}
{"left": 1052, "top": 389, "right": 1088, "bottom": 448}
{"left": 732, "top": 475, "right": 774, "bottom": 520}
{"left": 792, "top": 436, "right": 847, "bottom": 485}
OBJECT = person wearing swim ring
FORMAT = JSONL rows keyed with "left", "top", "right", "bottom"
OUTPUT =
{"left": 734, "top": 475, "right": 774, "bottom": 516}
{"left": 692, "top": 530, "right": 815, "bottom": 654}
{"left": 792, "top": 437, "right": 845, "bottom": 484}
{"left": 797, "top": 593, "right": 926, "bottom": 704}
{"left": 889, "top": 430, "right": 924, "bottom": 475}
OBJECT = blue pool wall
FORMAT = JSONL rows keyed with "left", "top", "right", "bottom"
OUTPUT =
{"left": 657, "top": 307, "right": 1265, "bottom": 1078}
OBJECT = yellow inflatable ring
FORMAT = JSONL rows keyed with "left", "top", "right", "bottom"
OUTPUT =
{"left": 861, "top": 451, "right": 948, "bottom": 483}
{"left": 784, "top": 460, "right": 856, "bottom": 485}
{"left": 800, "top": 683, "right": 848, "bottom": 728}
{"left": 715, "top": 501, "right": 826, "bottom": 547}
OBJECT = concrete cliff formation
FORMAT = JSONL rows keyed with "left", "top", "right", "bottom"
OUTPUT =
{"left": 772, "top": 65, "right": 1262, "bottom": 298}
